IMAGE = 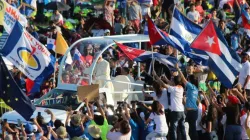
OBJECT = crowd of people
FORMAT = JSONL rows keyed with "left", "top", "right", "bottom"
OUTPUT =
{"left": 2, "top": 0, "right": 250, "bottom": 140}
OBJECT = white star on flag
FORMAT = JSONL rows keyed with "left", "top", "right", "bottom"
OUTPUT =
{"left": 126, "top": 48, "right": 133, "bottom": 52}
{"left": 206, "top": 36, "right": 215, "bottom": 47}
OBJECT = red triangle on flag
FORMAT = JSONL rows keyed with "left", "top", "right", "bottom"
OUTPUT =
{"left": 191, "top": 20, "right": 221, "bottom": 55}
{"left": 115, "top": 42, "right": 145, "bottom": 60}
{"left": 242, "top": 14, "right": 250, "bottom": 29}
{"left": 147, "top": 17, "right": 165, "bottom": 45}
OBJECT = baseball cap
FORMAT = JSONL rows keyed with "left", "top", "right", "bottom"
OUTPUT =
{"left": 104, "top": 29, "right": 110, "bottom": 33}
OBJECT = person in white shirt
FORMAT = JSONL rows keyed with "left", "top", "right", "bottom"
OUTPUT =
{"left": 51, "top": 10, "right": 64, "bottom": 26}
{"left": 107, "top": 120, "right": 131, "bottom": 140}
{"left": 143, "top": 81, "right": 169, "bottom": 112}
{"left": 140, "top": 0, "right": 153, "bottom": 17}
{"left": 239, "top": 53, "right": 250, "bottom": 99}
{"left": 93, "top": 53, "right": 114, "bottom": 91}
{"left": 240, "top": 102, "right": 250, "bottom": 140}
{"left": 187, "top": 4, "right": 200, "bottom": 24}
{"left": 121, "top": 67, "right": 135, "bottom": 90}
{"left": 145, "top": 101, "right": 168, "bottom": 140}
{"left": 152, "top": 70, "right": 186, "bottom": 140}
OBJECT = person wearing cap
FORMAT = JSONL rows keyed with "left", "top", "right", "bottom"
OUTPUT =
{"left": 84, "top": 98, "right": 109, "bottom": 140}
{"left": 215, "top": 88, "right": 246, "bottom": 140}
{"left": 87, "top": 125, "right": 102, "bottom": 140}
{"left": 48, "top": 126, "right": 69, "bottom": 140}
{"left": 65, "top": 112, "right": 84, "bottom": 138}
{"left": 104, "top": 29, "right": 111, "bottom": 36}
{"left": 239, "top": 53, "right": 250, "bottom": 99}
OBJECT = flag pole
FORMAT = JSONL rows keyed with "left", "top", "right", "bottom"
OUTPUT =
{"left": 53, "top": 53, "right": 57, "bottom": 85}
{"left": 151, "top": 45, "right": 154, "bottom": 72}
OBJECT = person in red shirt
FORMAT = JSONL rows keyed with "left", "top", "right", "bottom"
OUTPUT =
{"left": 195, "top": 0, "right": 204, "bottom": 23}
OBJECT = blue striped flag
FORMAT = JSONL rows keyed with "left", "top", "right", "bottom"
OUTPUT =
{"left": 191, "top": 20, "right": 242, "bottom": 88}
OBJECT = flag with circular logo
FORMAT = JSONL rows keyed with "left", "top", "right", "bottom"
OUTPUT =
{"left": 1, "top": 21, "right": 55, "bottom": 91}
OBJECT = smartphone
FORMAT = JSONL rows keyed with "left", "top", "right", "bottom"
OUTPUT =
{"left": 17, "top": 119, "right": 22, "bottom": 127}
{"left": 4, "top": 119, "right": 7, "bottom": 123}
{"left": 117, "top": 101, "right": 124, "bottom": 104}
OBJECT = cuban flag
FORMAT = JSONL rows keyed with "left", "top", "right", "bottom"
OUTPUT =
{"left": 148, "top": 13, "right": 208, "bottom": 65}
{"left": 73, "top": 48, "right": 85, "bottom": 64}
{"left": 241, "top": 8, "right": 250, "bottom": 37}
{"left": 115, "top": 42, "right": 178, "bottom": 67}
{"left": 1, "top": 21, "right": 56, "bottom": 93}
{"left": 190, "top": 20, "right": 242, "bottom": 88}
{"left": 47, "top": 38, "right": 56, "bottom": 51}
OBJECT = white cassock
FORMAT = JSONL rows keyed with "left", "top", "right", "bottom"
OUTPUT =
{"left": 93, "top": 59, "right": 114, "bottom": 91}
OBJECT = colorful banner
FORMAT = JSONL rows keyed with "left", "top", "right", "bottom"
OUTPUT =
{"left": 1, "top": 21, "right": 55, "bottom": 81}
{"left": 0, "top": 0, "right": 27, "bottom": 34}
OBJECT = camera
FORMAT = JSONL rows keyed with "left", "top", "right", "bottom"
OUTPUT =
{"left": 130, "top": 101, "right": 138, "bottom": 104}
{"left": 117, "top": 101, "right": 124, "bottom": 105}
{"left": 38, "top": 112, "right": 41, "bottom": 117}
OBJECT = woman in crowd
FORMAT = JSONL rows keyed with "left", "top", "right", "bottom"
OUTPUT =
{"left": 145, "top": 101, "right": 168, "bottom": 140}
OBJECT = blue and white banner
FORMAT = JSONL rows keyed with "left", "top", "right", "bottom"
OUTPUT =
{"left": 1, "top": 21, "right": 55, "bottom": 82}
{"left": 0, "top": 0, "right": 28, "bottom": 34}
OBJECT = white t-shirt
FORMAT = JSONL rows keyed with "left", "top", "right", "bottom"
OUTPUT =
{"left": 241, "top": 113, "right": 250, "bottom": 140}
{"left": 239, "top": 61, "right": 250, "bottom": 89}
{"left": 187, "top": 11, "right": 200, "bottom": 23}
{"left": 149, "top": 112, "right": 168, "bottom": 133}
{"left": 107, "top": 131, "right": 131, "bottom": 140}
{"left": 196, "top": 103, "right": 203, "bottom": 131}
{"left": 151, "top": 88, "right": 169, "bottom": 110}
{"left": 168, "top": 86, "right": 184, "bottom": 112}
{"left": 91, "top": 29, "right": 105, "bottom": 37}
{"left": 51, "top": 13, "right": 64, "bottom": 25}
{"left": 140, "top": 0, "right": 153, "bottom": 16}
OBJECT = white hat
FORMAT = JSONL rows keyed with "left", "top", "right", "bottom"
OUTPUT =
{"left": 104, "top": 29, "right": 110, "bottom": 33}
{"left": 32, "top": 125, "right": 38, "bottom": 132}
{"left": 246, "top": 51, "right": 250, "bottom": 57}
{"left": 88, "top": 125, "right": 102, "bottom": 139}
{"left": 94, "top": 112, "right": 101, "bottom": 116}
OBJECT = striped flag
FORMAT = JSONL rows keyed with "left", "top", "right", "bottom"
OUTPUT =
{"left": 0, "top": 31, "right": 8, "bottom": 49}
{"left": 190, "top": 20, "right": 242, "bottom": 88}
